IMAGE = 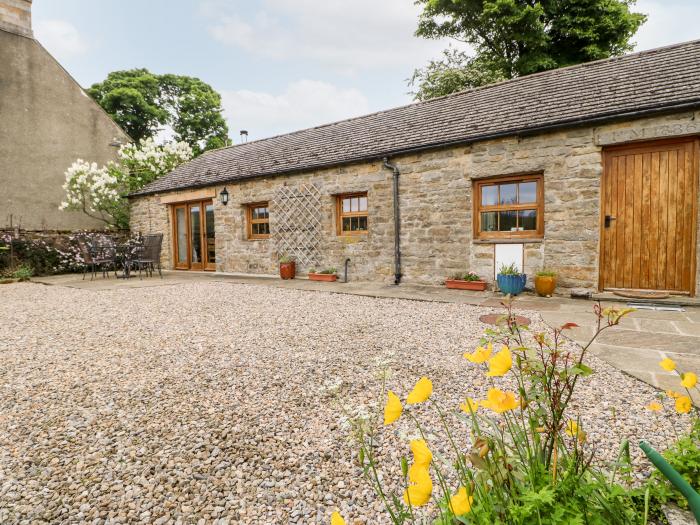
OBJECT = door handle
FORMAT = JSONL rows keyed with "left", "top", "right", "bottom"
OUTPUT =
{"left": 604, "top": 215, "right": 617, "bottom": 228}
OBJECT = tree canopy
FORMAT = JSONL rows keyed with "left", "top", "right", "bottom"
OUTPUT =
{"left": 88, "top": 69, "right": 230, "bottom": 154}
{"left": 411, "top": 0, "right": 647, "bottom": 100}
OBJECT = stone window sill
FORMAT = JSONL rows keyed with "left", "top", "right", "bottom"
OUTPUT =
{"left": 472, "top": 238, "right": 543, "bottom": 244}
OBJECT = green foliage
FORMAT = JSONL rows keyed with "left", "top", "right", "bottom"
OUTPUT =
{"left": 317, "top": 268, "right": 337, "bottom": 275}
{"left": 638, "top": 418, "right": 700, "bottom": 520}
{"left": 11, "top": 264, "right": 33, "bottom": 281}
{"left": 279, "top": 255, "right": 294, "bottom": 264}
{"left": 411, "top": 0, "right": 647, "bottom": 99}
{"left": 89, "top": 69, "right": 230, "bottom": 154}
{"left": 498, "top": 262, "right": 522, "bottom": 276}
{"left": 452, "top": 271, "right": 482, "bottom": 281}
{"left": 536, "top": 269, "right": 557, "bottom": 277}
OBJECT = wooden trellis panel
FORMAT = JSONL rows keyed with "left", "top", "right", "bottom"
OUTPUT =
{"left": 272, "top": 183, "right": 323, "bottom": 269}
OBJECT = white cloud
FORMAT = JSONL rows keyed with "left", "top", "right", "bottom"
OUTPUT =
{"left": 220, "top": 79, "right": 370, "bottom": 141}
{"left": 633, "top": 0, "right": 700, "bottom": 51}
{"left": 203, "top": 0, "right": 457, "bottom": 74}
{"left": 34, "top": 19, "right": 88, "bottom": 59}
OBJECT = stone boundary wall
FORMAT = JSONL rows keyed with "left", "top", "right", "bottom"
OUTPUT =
{"left": 130, "top": 110, "right": 700, "bottom": 294}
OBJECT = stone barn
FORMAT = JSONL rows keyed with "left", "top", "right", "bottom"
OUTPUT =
{"left": 130, "top": 40, "right": 700, "bottom": 297}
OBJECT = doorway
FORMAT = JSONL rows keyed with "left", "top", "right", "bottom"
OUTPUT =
{"left": 599, "top": 138, "right": 699, "bottom": 295}
{"left": 172, "top": 200, "right": 216, "bottom": 271}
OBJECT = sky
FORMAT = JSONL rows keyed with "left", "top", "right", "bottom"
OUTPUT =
{"left": 32, "top": 0, "right": 700, "bottom": 143}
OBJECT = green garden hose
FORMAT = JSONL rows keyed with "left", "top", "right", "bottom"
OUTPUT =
{"left": 640, "top": 441, "right": 700, "bottom": 523}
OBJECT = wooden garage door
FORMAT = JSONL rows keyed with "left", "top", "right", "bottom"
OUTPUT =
{"left": 600, "top": 139, "right": 699, "bottom": 295}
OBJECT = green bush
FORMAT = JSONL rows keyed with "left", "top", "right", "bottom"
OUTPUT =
{"left": 11, "top": 264, "right": 33, "bottom": 281}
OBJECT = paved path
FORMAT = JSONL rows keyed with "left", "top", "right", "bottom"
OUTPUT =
{"left": 32, "top": 271, "right": 700, "bottom": 401}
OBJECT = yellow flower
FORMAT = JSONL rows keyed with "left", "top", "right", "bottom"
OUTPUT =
{"left": 403, "top": 465, "right": 432, "bottom": 507}
{"left": 460, "top": 397, "right": 479, "bottom": 414}
{"left": 646, "top": 401, "right": 663, "bottom": 412}
{"left": 410, "top": 439, "right": 432, "bottom": 468}
{"left": 659, "top": 358, "right": 677, "bottom": 372}
{"left": 407, "top": 377, "right": 433, "bottom": 404}
{"left": 464, "top": 343, "right": 492, "bottom": 363}
{"left": 330, "top": 511, "right": 346, "bottom": 525}
{"left": 384, "top": 390, "right": 403, "bottom": 425}
{"left": 565, "top": 420, "right": 579, "bottom": 437}
{"left": 449, "top": 486, "right": 474, "bottom": 516}
{"left": 486, "top": 346, "right": 512, "bottom": 377}
{"left": 681, "top": 372, "right": 698, "bottom": 389}
{"left": 667, "top": 390, "right": 681, "bottom": 399}
{"left": 480, "top": 388, "right": 518, "bottom": 414}
{"left": 676, "top": 396, "right": 692, "bottom": 414}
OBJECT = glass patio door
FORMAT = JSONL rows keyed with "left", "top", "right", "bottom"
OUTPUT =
{"left": 172, "top": 200, "right": 215, "bottom": 271}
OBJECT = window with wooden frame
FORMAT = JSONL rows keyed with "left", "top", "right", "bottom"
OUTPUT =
{"left": 246, "top": 202, "right": 270, "bottom": 239}
{"left": 336, "top": 192, "right": 368, "bottom": 235}
{"left": 473, "top": 173, "right": 544, "bottom": 239}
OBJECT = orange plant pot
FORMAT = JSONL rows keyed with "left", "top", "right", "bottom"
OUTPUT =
{"left": 445, "top": 279, "right": 487, "bottom": 291}
{"left": 279, "top": 261, "right": 296, "bottom": 280}
{"left": 534, "top": 275, "right": 557, "bottom": 297}
{"left": 308, "top": 273, "right": 338, "bottom": 282}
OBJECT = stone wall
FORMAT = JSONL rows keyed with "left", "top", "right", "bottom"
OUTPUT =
{"left": 130, "top": 109, "right": 700, "bottom": 294}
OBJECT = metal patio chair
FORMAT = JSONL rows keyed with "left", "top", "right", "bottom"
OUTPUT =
{"left": 133, "top": 233, "right": 163, "bottom": 279}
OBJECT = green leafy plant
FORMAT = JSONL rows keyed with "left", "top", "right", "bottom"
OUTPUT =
{"left": 451, "top": 271, "right": 481, "bottom": 281}
{"left": 336, "top": 302, "right": 644, "bottom": 524}
{"left": 279, "top": 255, "right": 294, "bottom": 264}
{"left": 536, "top": 269, "right": 557, "bottom": 277}
{"left": 498, "top": 262, "right": 522, "bottom": 276}
{"left": 11, "top": 264, "right": 33, "bottom": 281}
{"left": 318, "top": 267, "right": 337, "bottom": 275}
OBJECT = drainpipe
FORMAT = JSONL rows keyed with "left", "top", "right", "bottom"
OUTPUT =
{"left": 383, "top": 157, "right": 402, "bottom": 285}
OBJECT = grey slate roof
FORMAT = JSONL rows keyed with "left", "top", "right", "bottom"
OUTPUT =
{"left": 133, "top": 39, "right": 700, "bottom": 196}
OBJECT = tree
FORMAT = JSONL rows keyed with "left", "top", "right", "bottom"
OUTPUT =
{"left": 410, "top": 0, "right": 647, "bottom": 100}
{"left": 88, "top": 69, "right": 230, "bottom": 154}
{"left": 59, "top": 139, "right": 193, "bottom": 229}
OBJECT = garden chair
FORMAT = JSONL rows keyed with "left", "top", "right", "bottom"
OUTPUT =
{"left": 90, "top": 236, "right": 117, "bottom": 279}
{"left": 134, "top": 233, "right": 163, "bottom": 279}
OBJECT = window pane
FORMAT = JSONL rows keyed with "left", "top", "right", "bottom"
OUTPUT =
{"left": 358, "top": 216, "right": 368, "bottom": 231}
{"left": 519, "top": 209, "right": 537, "bottom": 231}
{"left": 519, "top": 182, "right": 537, "bottom": 203}
{"left": 481, "top": 212, "right": 498, "bottom": 232}
{"left": 351, "top": 197, "right": 359, "bottom": 212}
{"left": 359, "top": 196, "right": 367, "bottom": 211}
{"left": 190, "top": 205, "right": 201, "bottom": 262}
{"left": 257, "top": 206, "right": 268, "bottom": 219}
{"left": 482, "top": 186, "right": 498, "bottom": 206}
{"left": 342, "top": 217, "right": 351, "bottom": 231}
{"left": 252, "top": 223, "right": 260, "bottom": 235}
{"left": 343, "top": 198, "right": 351, "bottom": 213}
{"left": 499, "top": 183, "right": 517, "bottom": 205}
{"left": 499, "top": 210, "right": 517, "bottom": 231}
{"left": 176, "top": 208, "right": 187, "bottom": 263}
{"left": 252, "top": 207, "right": 259, "bottom": 220}
{"left": 262, "top": 222, "right": 270, "bottom": 235}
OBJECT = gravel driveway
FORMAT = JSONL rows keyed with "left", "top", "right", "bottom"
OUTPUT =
{"left": 0, "top": 282, "right": 689, "bottom": 524}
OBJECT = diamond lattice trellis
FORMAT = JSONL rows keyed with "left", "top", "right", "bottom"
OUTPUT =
{"left": 272, "top": 183, "right": 323, "bottom": 269}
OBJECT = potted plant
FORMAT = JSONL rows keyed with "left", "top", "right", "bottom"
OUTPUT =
{"left": 279, "top": 255, "right": 296, "bottom": 280}
{"left": 445, "top": 271, "right": 487, "bottom": 291}
{"left": 534, "top": 269, "right": 557, "bottom": 297}
{"left": 496, "top": 262, "right": 526, "bottom": 296}
{"left": 308, "top": 267, "right": 338, "bottom": 282}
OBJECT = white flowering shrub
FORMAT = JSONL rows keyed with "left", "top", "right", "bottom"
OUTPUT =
{"left": 59, "top": 139, "right": 193, "bottom": 229}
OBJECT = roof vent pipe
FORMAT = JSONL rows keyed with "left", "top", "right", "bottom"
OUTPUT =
{"left": 383, "top": 157, "right": 402, "bottom": 285}
{"left": 240, "top": 130, "right": 248, "bottom": 143}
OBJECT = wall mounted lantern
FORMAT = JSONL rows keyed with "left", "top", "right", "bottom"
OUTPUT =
{"left": 219, "top": 187, "right": 229, "bottom": 206}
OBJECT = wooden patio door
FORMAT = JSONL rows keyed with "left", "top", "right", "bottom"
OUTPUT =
{"left": 172, "top": 200, "right": 216, "bottom": 271}
{"left": 599, "top": 139, "right": 699, "bottom": 295}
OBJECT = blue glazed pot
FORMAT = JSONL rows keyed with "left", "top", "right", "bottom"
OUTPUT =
{"left": 497, "top": 273, "right": 527, "bottom": 295}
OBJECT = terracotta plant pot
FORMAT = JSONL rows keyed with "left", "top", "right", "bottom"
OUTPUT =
{"left": 445, "top": 279, "right": 487, "bottom": 291}
{"left": 308, "top": 272, "right": 338, "bottom": 282}
{"left": 279, "top": 261, "right": 296, "bottom": 280}
{"left": 534, "top": 275, "right": 557, "bottom": 297}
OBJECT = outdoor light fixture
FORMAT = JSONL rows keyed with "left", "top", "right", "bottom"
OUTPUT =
{"left": 219, "top": 187, "right": 229, "bottom": 206}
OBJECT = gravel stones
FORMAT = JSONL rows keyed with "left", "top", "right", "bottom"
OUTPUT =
{"left": 0, "top": 282, "right": 690, "bottom": 523}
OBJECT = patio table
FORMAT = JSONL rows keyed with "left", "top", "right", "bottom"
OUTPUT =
{"left": 115, "top": 242, "right": 140, "bottom": 279}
